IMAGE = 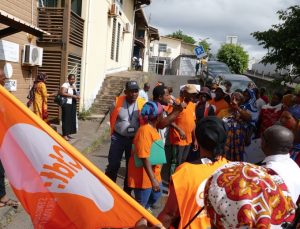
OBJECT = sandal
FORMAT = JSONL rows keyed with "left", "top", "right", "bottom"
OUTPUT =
{"left": 67, "top": 135, "right": 75, "bottom": 139}
{"left": 63, "top": 136, "right": 70, "bottom": 141}
{"left": 0, "top": 199, "right": 19, "bottom": 209}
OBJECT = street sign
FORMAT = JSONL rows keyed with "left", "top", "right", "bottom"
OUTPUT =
{"left": 194, "top": 45, "right": 206, "bottom": 58}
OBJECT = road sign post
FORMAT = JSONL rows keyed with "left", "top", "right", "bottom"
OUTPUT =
{"left": 194, "top": 45, "right": 206, "bottom": 59}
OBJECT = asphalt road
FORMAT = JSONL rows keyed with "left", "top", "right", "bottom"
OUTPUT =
{"left": 5, "top": 75, "right": 196, "bottom": 228}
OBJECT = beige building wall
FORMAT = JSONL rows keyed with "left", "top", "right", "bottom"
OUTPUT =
{"left": 151, "top": 36, "right": 181, "bottom": 59}
{"left": 181, "top": 42, "right": 196, "bottom": 55}
{"left": 151, "top": 36, "right": 196, "bottom": 59}
{"left": 105, "top": 0, "right": 134, "bottom": 74}
{"left": 0, "top": 0, "right": 39, "bottom": 104}
{"left": 80, "top": 0, "right": 135, "bottom": 109}
{"left": 80, "top": 0, "right": 110, "bottom": 109}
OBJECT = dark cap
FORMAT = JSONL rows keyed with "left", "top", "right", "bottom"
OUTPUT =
{"left": 199, "top": 87, "right": 212, "bottom": 99}
{"left": 125, "top": 80, "right": 139, "bottom": 90}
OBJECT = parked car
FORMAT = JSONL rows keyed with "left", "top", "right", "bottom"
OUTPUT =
{"left": 217, "top": 74, "right": 256, "bottom": 92}
{"left": 202, "top": 61, "right": 231, "bottom": 79}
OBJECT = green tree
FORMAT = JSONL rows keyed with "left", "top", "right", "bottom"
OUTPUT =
{"left": 198, "top": 40, "right": 210, "bottom": 53}
{"left": 217, "top": 44, "right": 249, "bottom": 74}
{"left": 252, "top": 5, "right": 300, "bottom": 82}
{"left": 167, "top": 30, "right": 196, "bottom": 44}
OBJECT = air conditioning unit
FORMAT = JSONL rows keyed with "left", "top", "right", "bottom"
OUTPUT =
{"left": 22, "top": 44, "right": 43, "bottom": 66}
{"left": 123, "top": 23, "right": 131, "bottom": 33}
{"left": 109, "top": 3, "right": 120, "bottom": 17}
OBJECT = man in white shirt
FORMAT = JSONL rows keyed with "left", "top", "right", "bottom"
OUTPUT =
{"left": 138, "top": 83, "right": 150, "bottom": 101}
{"left": 261, "top": 125, "right": 300, "bottom": 204}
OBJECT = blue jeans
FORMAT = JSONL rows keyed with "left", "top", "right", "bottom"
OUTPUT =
{"left": 105, "top": 132, "right": 133, "bottom": 194}
{"left": 134, "top": 183, "right": 162, "bottom": 209}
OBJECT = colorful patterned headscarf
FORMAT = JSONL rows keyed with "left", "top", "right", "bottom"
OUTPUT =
{"left": 204, "top": 162, "right": 295, "bottom": 229}
{"left": 242, "top": 88, "right": 258, "bottom": 113}
{"left": 141, "top": 101, "right": 163, "bottom": 122}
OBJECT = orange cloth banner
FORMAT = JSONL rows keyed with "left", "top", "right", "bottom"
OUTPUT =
{"left": 0, "top": 86, "right": 161, "bottom": 228}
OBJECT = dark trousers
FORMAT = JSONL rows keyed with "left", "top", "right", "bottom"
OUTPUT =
{"left": 170, "top": 145, "right": 191, "bottom": 176}
{"left": 62, "top": 103, "right": 77, "bottom": 136}
{"left": 105, "top": 132, "right": 133, "bottom": 194}
{"left": 0, "top": 160, "right": 6, "bottom": 198}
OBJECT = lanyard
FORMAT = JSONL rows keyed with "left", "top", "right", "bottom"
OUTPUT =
{"left": 126, "top": 101, "right": 136, "bottom": 121}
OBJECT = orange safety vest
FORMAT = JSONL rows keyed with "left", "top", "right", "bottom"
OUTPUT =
{"left": 110, "top": 96, "right": 145, "bottom": 135}
{"left": 172, "top": 157, "right": 229, "bottom": 229}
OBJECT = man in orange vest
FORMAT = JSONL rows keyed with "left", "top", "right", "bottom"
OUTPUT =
{"left": 158, "top": 117, "right": 229, "bottom": 229}
{"left": 105, "top": 80, "right": 145, "bottom": 194}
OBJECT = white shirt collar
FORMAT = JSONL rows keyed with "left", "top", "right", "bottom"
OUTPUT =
{"left": 262, "top": 154, "right": 290, "bottom": 163}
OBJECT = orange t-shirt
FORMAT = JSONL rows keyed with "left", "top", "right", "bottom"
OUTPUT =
{"left": 127, "top": 124, "right": 162, "bottom": 189}
{"left": 169, "top": 101, "right": 196, "bottom": 146}
{"left": 172, "top": 158, "right": 229, "bottom": 229}
{"left": 210, "top": 98, "right": 229, "bottom": 115}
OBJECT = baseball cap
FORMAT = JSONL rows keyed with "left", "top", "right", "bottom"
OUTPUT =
{"left": 125, "top": 80, "right": 139, "bottom": 90}
{"left": 184, "top": 84, "right": 198, "bottom": 94}
{"left": 199, "top": 87, "right": 212, "bottom": 99}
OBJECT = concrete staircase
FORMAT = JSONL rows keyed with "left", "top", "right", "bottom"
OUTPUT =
{"left": 88, "top": 71, "right": 148, "bottom": 121}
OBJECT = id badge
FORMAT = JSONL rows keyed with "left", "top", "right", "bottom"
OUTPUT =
{"left": 127, "top": 127, "right": 135, "bottom": 133}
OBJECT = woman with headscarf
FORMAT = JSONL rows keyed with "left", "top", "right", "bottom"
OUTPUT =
{"left": 158, "top": 117, "right": 229, "bottom": 229}
{"left": 280, "top": 105, "right": 300, "bottom": 167}
{"left": 204, "top": 162, "right": 296, "bottom": 228}
{"left": 218, "top": 92, "right": 252, "bottom": 161}
{"left": 30, "top": 72, "right": 55, "bottom": 122}
{"left": 127, "top": 101, "right": 164, "bottom": 211}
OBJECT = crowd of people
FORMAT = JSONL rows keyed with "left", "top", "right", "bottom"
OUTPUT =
{"left": 3, "top": 67, "right": 300, "bottom": 227}
{"left": 106, "top": 79, "right": 300, "bottom": 228}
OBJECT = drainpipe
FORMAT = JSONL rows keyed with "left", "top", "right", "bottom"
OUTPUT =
{"left": 81, "top": 0, "right": 91, "bottom": 110}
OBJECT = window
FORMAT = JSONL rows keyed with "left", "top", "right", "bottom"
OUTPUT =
{"left": 116, "top": 23, "right": 121, "bottom": 62}
{"left": 137, "top": 30, "right": 145, "bottom": 38}
{"left": 39, "top": 0, "right": 65, "bottom": 7}
{"left": 111, "top": 18, "right": 117, "bottom": 60}
{"left": 71, "top": 0, "right": 82, "bottom": 16}
{"left": 159, "top": 43, "right": 167, "bottom": 52}
{"left": 116, "top": 0, "right": 123, "bottom": 6}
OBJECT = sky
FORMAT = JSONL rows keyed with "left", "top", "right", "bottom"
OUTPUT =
{"left": 144, "top": 0, "right": 299, "bottom": 61}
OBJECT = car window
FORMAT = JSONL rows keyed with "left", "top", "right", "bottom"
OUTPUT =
{"left": 208, "top": 66, "right": 231, "bottom": 73}
{"left": 208, "top": 64, "right": 230, "bottom": 72}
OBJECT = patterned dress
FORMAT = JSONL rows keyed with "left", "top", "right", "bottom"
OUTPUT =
{"left": 218, "top": 108, "right": 248, "bottom": 161}
{"left": 33, "top": 82, "right": 48, "bottom": 122}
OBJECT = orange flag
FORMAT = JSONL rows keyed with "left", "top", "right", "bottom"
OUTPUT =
{"left": 0, "top": 86, "right": 161, "bottom": 228}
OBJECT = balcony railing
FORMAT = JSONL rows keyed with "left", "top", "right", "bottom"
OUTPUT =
{"left": 38, "top": 7, "right": 64, "bottom": 43}
{"left": 38, "top": 7, "right": 84, "bottom": 47}
{"left": 70, "top": 11, "right": 84, "bottom": 47}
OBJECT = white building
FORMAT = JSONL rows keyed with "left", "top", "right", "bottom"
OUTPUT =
{"left": 80, "top": 0, "right": 157, "bottom": 110}
{"left": 149, "top": 36, "right": 197, "bottom": 75}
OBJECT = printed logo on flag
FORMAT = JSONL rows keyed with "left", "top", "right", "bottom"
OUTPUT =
{"left": 1, "top": 123, "right": 114, "bottom": 211}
